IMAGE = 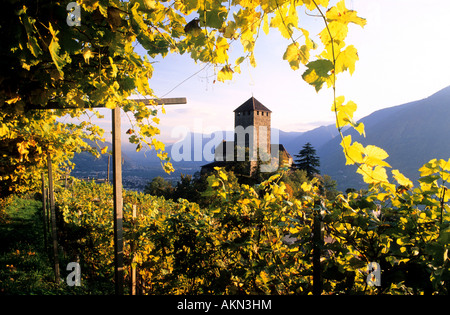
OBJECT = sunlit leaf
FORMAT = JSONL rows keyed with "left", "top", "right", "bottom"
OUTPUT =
{"left": 392, "top": 170, "right": 413, "bottom": 187}
{"left": 217, "top": 65, "right": 233, "bottom": 82}
{"left": 302, "top": 59, "right": 334, "bottom": 92}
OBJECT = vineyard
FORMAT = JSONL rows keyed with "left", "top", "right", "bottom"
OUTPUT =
{"left": 1, "top": 0, "right": 450, "bottom": 296}
{"left": 3, "top": 164, "right": 446, "bottom": 295}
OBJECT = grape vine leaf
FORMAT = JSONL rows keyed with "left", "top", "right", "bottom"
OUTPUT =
{"left": 302, "top": 59, "right": 334, "bottom": 92}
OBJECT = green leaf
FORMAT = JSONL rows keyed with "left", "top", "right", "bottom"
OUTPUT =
{"left": 19, "top": 12, "right": 43, "bottom": 58}
{"left": 235, "top": 56, "right": 245, "bottom": 65}
{"left": 418, "top": 174, "right": 440, "bottom": 184}
{"left": 301, "top": 59, "right": 334, "bottom": 92}
{"left": 48, "top": 23, "right": 69, "bottom": 78}
{"left": 199, "top": 7, "right": 228, "bottom": 29}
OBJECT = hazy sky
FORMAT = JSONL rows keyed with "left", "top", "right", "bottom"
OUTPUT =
{"left": 72, "top": 0, "right": 450, "bottom": 147}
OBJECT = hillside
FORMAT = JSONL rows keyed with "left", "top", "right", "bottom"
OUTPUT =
{"left": 318, "top": 86, "right": 450, "bottom": 191}
{"left": 283, "top": 125, "right": 339, "bottom": 157}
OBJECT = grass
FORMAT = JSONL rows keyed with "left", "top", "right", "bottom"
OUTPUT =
{"left": 0, "top": 195, "right": 99, "bottom": 294}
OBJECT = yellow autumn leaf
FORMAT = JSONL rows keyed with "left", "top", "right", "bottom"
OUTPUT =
{"left": 283, "top": 29, "right": 315, "bottom": 70}
{"left": 354, "top": 122, "right": 365, "bottom": 136}
{"left": 335, "top": 45, "right": 359, "bottom": 75}
{"left": 332, "top": 95, "right": 345, "bottom": 111}
{"left": 357, "top": 164, "right": 388, "bottom": 184}
{"left": 6, "top": 96, "right": 21, "bottom": 104}
{"left": 283, "top": 43, "right": 301, "bottom": 70}
{"left": 442, "top": 158, "right": 450, "bottom": 171}
{"left": 319, "top": 21, "right": 348, "bottom": 45}
{"left": 340, "top": 135, "right": 364, "bottom": 165}
{"left": 302, "top": 0, "right": 329, "bottom": 11}
{"left": 301, "top": 27, "right": 316, "bottom": 51}
{"left": 105, "top": 98, "right": 116, "bottom": 109}
{"left": 0, "top": 124, "right": 9, "bottom": 137}
{"left": 363, "top": 145, "right": 390, "bottom": 167}
{"left": 217, "top": 65, "right": 233, "bottom": 82}
{"left": 83, "top": 49, "right": 93, "bottom": 64}
{"left": 101, "top": 146, "right": 108, "bottom": 154}
{"left": 17, "top": 141, "right": 29, "bottom": 155}
{"left": 334, "top": 97, "right": 358, "bottom": 129}
{"left": 418, "top": 159, "right": 436, "bottom": 176}
{"left": 262, "top": 13, "right": 269, "bottom": 35}
{"left": 326, "top": 0, "right": 367, "bottom": 28}
{"left": 364, "top": 145, "right": 388, "bottom": 160}
{"left": 218, "top": 170, "right": 228, "bottom": 181}
{"left": 152, "top": 138, "right": 165, "bottom": 151}
{"left": 301, "top": 181, "right": 312, "bottom": 192}
{"left": 163, "top": 162, "right": 174, "bottom": 174}
{"left": 270, "top": 3, "right": 296, "bottom": 39}
{"left": 259, "top": 270, "right": 270, "bottom": 284}
{"left": 214, "top": 37, "right": 229, "bottom": 64}
{"left": 392, "top": 169, "right": 413, "bottom": 187}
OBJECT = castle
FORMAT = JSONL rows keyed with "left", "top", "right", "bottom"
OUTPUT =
{"left": 201, "top": 97, "right": 293, "bottom": 175}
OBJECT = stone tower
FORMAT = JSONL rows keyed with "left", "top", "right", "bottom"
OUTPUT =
{"left": 233, "top": 97, "right": 272, "bottom": 162}
{"left": 202, "top": 96, "right": 292, "bottom": 175}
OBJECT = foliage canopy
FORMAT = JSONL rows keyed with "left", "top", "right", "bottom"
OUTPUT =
{"left": 1, "top": 0, "right": 368, "bottom": 195}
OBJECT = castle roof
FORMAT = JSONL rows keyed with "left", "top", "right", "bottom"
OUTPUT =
{"left": 233, "top": 97, "right": 272, "bottom": 113}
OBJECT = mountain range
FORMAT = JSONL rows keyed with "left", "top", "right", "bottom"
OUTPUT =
{"left": 71, "top": 85, "right": 450, "bottom": 192}
{"left": 318, "top": 85, "right": 450, "bottom": 191}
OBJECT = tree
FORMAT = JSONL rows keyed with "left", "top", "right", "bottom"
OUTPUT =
{"left": 173, "top": 174, "right": 197, "bottom": 201}
{"left": 144, "top": 176, "right": 174, "bottom": 199}
{"left": 293, "top": 142, "right": 320, "bottom": 179}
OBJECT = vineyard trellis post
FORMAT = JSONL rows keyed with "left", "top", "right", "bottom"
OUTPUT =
{"left": 47, "top": 153, "right": 60, "bottom": 282}
{"left": 111, "top": 98, "right": 186, "bottom": 295}
{"left": 312, "top": 199, "right": 324, "bottom": 296}
{"left": 34, "top": 97, "right": 186, "bottom": 293}
{"left": 41, "top": 173, "right": 48, "bottom": 252}
{"left": 112, "top": 105, "right": 125, "bottom": 294}
{"left": 131, "top": 204, "right": 137, "bottom": 295}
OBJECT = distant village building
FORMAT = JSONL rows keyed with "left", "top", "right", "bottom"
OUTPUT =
{"left": 201, "top": 97, "right": 293, "bottom": 175}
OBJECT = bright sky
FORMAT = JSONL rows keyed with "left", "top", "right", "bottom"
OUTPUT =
{"left": 77, "top": 0, "right": 450, "bottom": 147}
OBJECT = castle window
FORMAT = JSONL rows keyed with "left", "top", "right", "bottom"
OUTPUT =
{"left": 248, "top": 111, "right": 251, "bottom": 115}
{"left": 257, "top": 111, "right": 259, "bottom": 115}
{"left": 237, "top": 112, "right": 241, "bottom": 116}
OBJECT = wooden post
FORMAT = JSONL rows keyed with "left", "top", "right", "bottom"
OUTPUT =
{"left": 28, "top": 97, "right": 186, "bottom": 293}
{"left": 46, "top": 185, "right": 50, "bottom": 233}
{"left": 112, "top": 106, "right": 124, "bottom": 295}
{"left": 131, "top": 204, "right": 137, "bottom": 295}
{"left": 64, "top": 168, "right": 68, "bottom": 189}
{"left": 312, "top": 201, "right": 323, "bottom": 296}
{"left": 107, "top": 154, "right": 110, "bottom": 183}
{"left": 48, "top": 154, "right": 60, "bottom": 283}
{"left": 41, "top": 173, "right": 48, "bottom": 251}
